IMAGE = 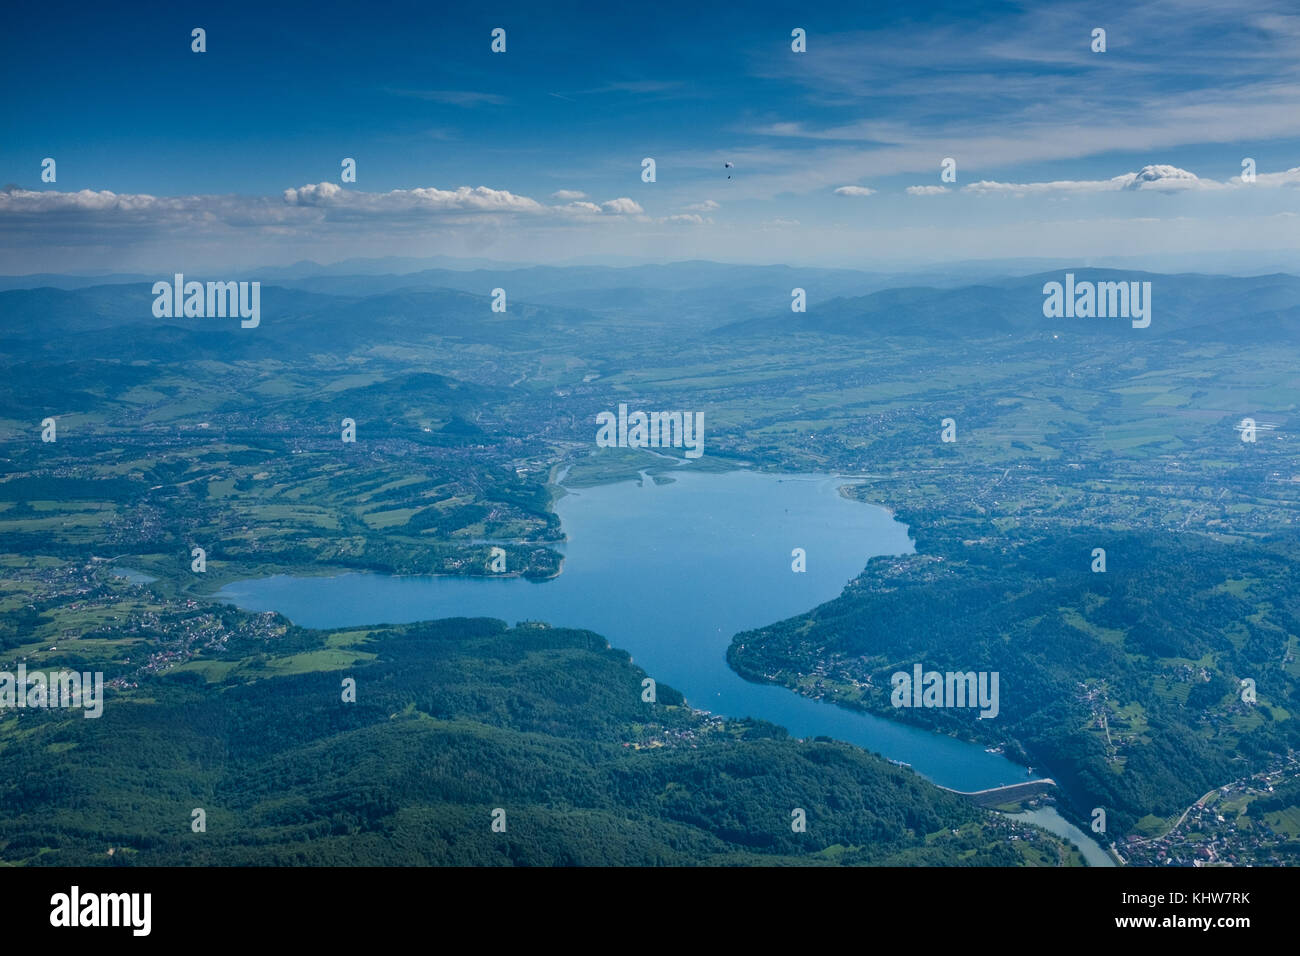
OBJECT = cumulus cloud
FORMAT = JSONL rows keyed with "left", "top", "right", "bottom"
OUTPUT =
{"left": 551, "top": 189, "right": 587, "bottom": 200}
{"left": 551, "top": 197, "right": 645, "bottom": 218}
{"left": 282, "top": 182, "right": 545, "bottom": 214}
{"left": 833, "top": 185, "right": 876, "bottom": 197}
{"left": 1120, "top": 165, "right": 1213, "bottom": 191}
{"left": 964, "top": 177, "right": 1119, "bottom": 196}
{"left": 1241, "top": 166, "right": 1300, "bottom": 188}
{"left": 906, "top": 185, "right": 950, "bottom": 196}
{"left": 684, "top": 199, "right": 720, "bottom": 211}
{"left": 2, "top": 184, "right": 647, "bottom": 231}
{"left": 0, "top": 184, "right": 660, "bottom": 255}
{"left": 0, "top": 187, "right": 305, "bottom": 238}
{"left": 0, "top": 188, "right": 162, "bottom": 213}
{"left": 963, "top": 164, "right": 1233, "bottom": 196}
{"left": 661, "top": 213, "right": 707, "bottom": 225}
{"left": 599, "top": 197, "right": 644, "bottom": 215}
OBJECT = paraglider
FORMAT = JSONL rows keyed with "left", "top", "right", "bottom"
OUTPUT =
{"left": 724, "top": 161, "right": 734, "bottom": 180}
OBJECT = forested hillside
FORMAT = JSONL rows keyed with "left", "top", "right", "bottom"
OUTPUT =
{"left": 731, "top": 525, "right": 1300, "bottom": 837}
{"left": 0, "top": 613, "right": 1073, "bottom": 866}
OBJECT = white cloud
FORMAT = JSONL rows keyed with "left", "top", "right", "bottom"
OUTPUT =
{"left": 282, "top": 182, "right": 545, "bottom": 214}
{"left": 661, "top": 213, "right": 707, "bottom": 225}
{"left": 0, "top": 184, "right": 663, "bottom": 261}
{"left": 684, "top": 199, "right": 720, "bottom": 211}
{"left": 0, "top": 187, "right": 303, "bottom": 230}
{"left": 599, "top": 198, "right": 644, "bottom": 215}
{"left": 833, "top": 185, "right": 876, "bottom": 197}
{"left": 1, "top": 185, "right": 648, "bottom": 231}
{"left": 963, "top": 164, "right": 1238, "bottom": 196}
{"left": 557, "top": 201, "right": 603, "bottom": 215}
{"left": 551, "top": 189, "right": 587, "bottom": 200}
{"left": 1242, "top": 165, "right": 1300, "bottom": 187}
{"left": 552, "top": 197, "right": 646, "bottom": 218}
{"left": 906, "top": 185, "right": 950, "bottom": 196}
{"left": 0, "top": 188, "right": 212, "bottom": 214}
{"left": 963, "top": 177, "right": 1120, "bottom": 196}
{"left": 1120, "top": 164, "right": 1215, "bottom": 191}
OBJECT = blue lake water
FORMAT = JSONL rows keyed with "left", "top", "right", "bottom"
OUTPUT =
{"left": 216, "top": 469, "right": 1042, "bottom": 794}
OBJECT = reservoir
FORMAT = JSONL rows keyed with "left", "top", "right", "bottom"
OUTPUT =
{"left": 216, "top": 468, "right": 1112, "bottom": 862}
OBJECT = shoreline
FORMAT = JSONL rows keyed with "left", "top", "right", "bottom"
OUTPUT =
{"left": 156, "top": 465, "right": 1037, "bottom": 800}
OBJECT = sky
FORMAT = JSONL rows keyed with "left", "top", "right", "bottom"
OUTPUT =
{"left": 2, "top": 0, "right": 1299, "bottom": 273}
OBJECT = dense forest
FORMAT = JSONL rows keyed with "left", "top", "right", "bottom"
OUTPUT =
{"left": 730, "top": 524, "right": 1300, "bottom": 836}
{"left": 0, "top": 616, "right": 1070, "bottom": 865}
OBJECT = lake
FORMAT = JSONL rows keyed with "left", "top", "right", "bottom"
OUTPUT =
{"left": 216, "top": 468, "right": 1112, "bottom": 863}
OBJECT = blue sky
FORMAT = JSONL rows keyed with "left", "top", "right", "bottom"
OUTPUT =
{"left": 3, "top": 0, "right": 1299, "bottom": 272}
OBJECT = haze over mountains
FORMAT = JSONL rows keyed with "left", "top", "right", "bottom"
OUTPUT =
{"left": 5, "top": 251, "right": 1299, "bottom": 290}
{"left": 5, "top": 261, "right": 1300, "bottom": 358}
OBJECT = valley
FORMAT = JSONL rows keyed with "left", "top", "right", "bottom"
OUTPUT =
{"left": 1, "top": 261, "right": 1298, "bottom": 865}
